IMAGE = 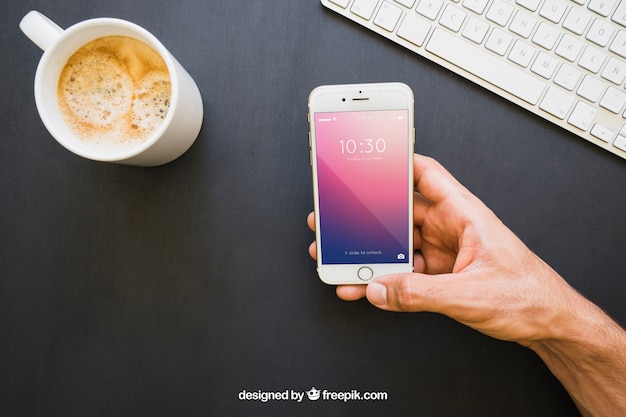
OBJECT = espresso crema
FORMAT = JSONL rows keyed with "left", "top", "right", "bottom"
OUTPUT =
{"left": 57, "top": 35, "right": 171, "bottom": 149}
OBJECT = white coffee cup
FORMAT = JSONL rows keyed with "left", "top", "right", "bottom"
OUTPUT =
{"left": 20, "top": 11, "right": 203, "bottom": 166}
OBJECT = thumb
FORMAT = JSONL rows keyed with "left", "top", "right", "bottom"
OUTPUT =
{"left": 366, "top": 273, "right": 456, "bottom": 313}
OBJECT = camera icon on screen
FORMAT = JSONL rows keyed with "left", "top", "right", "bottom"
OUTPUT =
{"left": 397, "top": 253, "right": 406, "bottom": 260}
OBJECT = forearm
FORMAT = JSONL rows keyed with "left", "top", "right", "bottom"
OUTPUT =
{"left": 528, "top": 295, "right": 626, "bottom": 417}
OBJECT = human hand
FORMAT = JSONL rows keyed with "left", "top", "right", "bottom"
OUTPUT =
{"left": 309, "top": 153, "right": 626, "bottom": 416}
{"left": 308, "top": 153, "right": 583, "bottom": 346}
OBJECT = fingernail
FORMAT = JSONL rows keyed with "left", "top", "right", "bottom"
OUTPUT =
{"left": 368, "top": 282, "right": 387, "bottom": 306}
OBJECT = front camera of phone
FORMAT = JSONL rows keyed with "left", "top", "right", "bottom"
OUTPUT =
{"left": 342, "top": 98, "right": 346, "bottom": 102}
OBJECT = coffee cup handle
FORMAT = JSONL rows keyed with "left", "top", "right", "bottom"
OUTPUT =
{"left": 19, "top": 11, "right": 64, "bottom": 51}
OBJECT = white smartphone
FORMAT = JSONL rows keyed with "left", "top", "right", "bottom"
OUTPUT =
{"left": 308, "top": 82, "right": 414, "bottom": 285}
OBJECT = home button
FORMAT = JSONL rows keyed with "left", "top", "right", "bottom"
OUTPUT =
{"left": 357, "top": 267, "right": 373, "bottom": 281}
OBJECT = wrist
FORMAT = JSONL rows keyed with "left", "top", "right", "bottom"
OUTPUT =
{"left": 526, "top": 283, "right": 616, "bottom": 351}
{"left": 527, "top": 292, "right": 626, "bottom": 417}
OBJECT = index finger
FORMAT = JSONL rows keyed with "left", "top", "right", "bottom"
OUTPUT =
{"left": 413, "top": 154, "right": 466, "bottom": 204}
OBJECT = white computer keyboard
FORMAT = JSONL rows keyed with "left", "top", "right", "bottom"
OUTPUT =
{"left": 322, "top": 0, "right": 626, "bottom": 160}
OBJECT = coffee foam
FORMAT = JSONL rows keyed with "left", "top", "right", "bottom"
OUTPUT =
{"left": 57, "top": 36, "right": 171, "bottom": 150}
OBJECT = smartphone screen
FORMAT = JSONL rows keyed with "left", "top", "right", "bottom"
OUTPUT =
{"left": 313, "top": 109, "right": 411, "bottom": 266}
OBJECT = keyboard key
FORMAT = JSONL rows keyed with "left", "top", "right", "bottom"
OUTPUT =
{"left": 329, "top": 0, "right": 351, "bottom": 7}
{"left": 613, "top": 134, "right": 626, "bottom": 151}
{"left": 612, "top": 1, "right": 626, "bottom": 27}
{"left": 586, "top": 19, "right": 615, "bottom": 47}
{"left": 487, "top": 0, "right": 515, "bottom": 26}
{"left": 351, "top": 0, "right": 379, "bottom": 20}
{"left": 533, "top": 22, "right": 560, "bottom": 50}
{"left": 426, "top": 28, "right": 546, "bottom": 104}
{"left": 578, "top": 45, "right": 607, "bottom": 72}
{"left": 601, "top": 57, "right": 626, "bottom": 84}
{"left": 417, "top": 0, "right": 444, "bottom": 20}
{"left": 508, "top": 39, "right": 537, "bottom": 67}
{"left": 463, "top": 0, "right": 489, "bottom": 14}
{"left": 568, "top": 101, "right": 597, "bottom": 130}
{"left": 555, "top": 34, "right": 584, "bottom": 61}
{"left": 485, "top": 28, "right": 513, "bottom": 55}
{"left": 588, "top": 0, "right": 618, "bottom": 17}
{"left": 439, "top": 4, "right": 467, "bottom": 31}
{"left": 531, "top": 52, "right": 559, "bottom": 78}
{"left": 375, "top": 2, "right": 403, "bottom": 31}
{"left": 509, "top": 10, "right": 537, "bottom": 38}
{"left": 609, "top": 30, "right": 626, "bottom": 57}
{"left": 590, "top": 123, "right": 614, "bottom": 142}
{"left": 539, "top": 0, "right": 568, "bottom": 23}
{"left": 554, "top": 64, "right": 582, "bottom": 90}
{"left": 540, "top": 86, "right": 574, "bottom": 119}
{"left": 516, "top": 0, "right": 541, "bottom": 12}
{"left": 397, "top": 13, "right": 432, "bottom": 46}
{"left": 395, "top": 0, "right": 416, "bottom": 7}
{"left": 563, "top": 8, "right": 592, "bottom": 35}
{"left": 577, "top": 75, "right": 606, "bottom": 102}
{"left": 600, "top": 86, "right": 626, "bottom": 112}
{"left": 463, "top": 16, "right": 490, "bottom": 43}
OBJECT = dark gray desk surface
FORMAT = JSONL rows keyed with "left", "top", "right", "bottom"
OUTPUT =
{"left": 1, "top": 1, "right": 625, "bottom": 416}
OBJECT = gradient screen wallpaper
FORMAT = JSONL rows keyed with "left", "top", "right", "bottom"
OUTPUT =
{"left": 314, "top": 109, "right": 410, "bottom": 265}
